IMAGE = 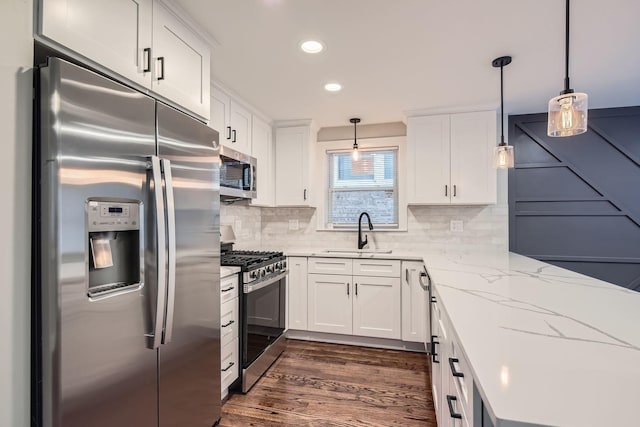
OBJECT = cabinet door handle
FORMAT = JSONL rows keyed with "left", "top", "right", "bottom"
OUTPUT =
{"left": 221, "top": 361, "right": 235, "bottom": 372}
{"left": 449, "top": 357, "right": 464, "bottom": 377}
{"left": 355, "top": 283, "right": 358, "bottom": 296}
{"left": 221, "top": 320, "right": 235, "bottom": 328}
{"left": 143, "top": 48, "right": 151, "bottom": 72}
{"left": 431, "top": 336, "right": 439, "bottom": 363}
{"left": 453, "top": 184, "right": 457, "bottom": 197}
{"left": 303, "top": 189, "right": 307, "bottom": 200}
{"left": 346, "top": 282, "right": 349, "bottom": 296}
{"left": 405, "top": 268, "right": 409, "bottom": 283}
{"left": 226, "top": 126, "right": 232, "bottom": 140}
{"left": 231, "top": 129, "right": 237, "bottom": 143}
{"left": 221, "top": 286, "right": 234, "bottom": 293}
{"left": 445, "top": 185, "right": 448, "bottom": 197}
{"left": 446, "top": 395, "right": 462, "bottom": 419}
{"left": 157, "top": 57, "right": 165, "bottom": 80}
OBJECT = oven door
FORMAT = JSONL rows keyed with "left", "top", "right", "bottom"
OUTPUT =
{"left": 219, "top": 146, "right": 257, "bottom": 199}
{"left": 242, "top": 274, "right": 286, "bottom": 367}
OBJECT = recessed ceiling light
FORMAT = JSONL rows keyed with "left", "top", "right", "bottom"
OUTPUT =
{"left": 300, "top": 40, "right": 324, "bottom": 54}
{"left": 324, "top": 82, "right": 342, "bottom": 92}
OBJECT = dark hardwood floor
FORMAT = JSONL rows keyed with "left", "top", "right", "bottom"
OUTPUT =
{"left": 220, "top": 339, "right": 436, "bottom": 426}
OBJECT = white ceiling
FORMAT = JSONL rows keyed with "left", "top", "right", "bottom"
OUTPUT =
{"left": 175, "top": 0, "right": 640, "bottom": 128}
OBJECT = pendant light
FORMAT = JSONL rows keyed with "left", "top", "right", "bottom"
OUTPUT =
{"left": 350, "top": 118, "right": 361, "bottom": 161}
{"left": 492, "top": 55, "right": 514, "bottom": 169}
{"left": 547, "top": 0, "right": 588, "bottom": 137}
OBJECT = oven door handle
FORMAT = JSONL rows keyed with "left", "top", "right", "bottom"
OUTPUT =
{"left": 244, "top": 271, "right": 289, "bottom": 294}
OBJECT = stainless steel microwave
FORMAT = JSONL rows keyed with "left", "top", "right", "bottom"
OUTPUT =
{"left": 219, "top": 145, "right": 257, "bottom": 199}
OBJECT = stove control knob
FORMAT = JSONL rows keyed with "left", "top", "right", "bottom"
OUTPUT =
{"left": 261, "top": 269, "right": 266, "bottom": 278}
{"left": 275, "top": 262, "right": 282, "bottom": 270}
{"left": 266, "top": 265, "right": 274, "bottom": 273}
{"left": 250, "top": 271, "right": 257, "bottom": 279}
{"left": 283, "top": 261, "right": 287, "bottom": 269}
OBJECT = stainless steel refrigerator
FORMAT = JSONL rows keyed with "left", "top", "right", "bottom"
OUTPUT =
{"left": 33, "top": 57, "right": 221, "bottom": 427}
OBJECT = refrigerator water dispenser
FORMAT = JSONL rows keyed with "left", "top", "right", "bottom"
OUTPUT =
{"left": 87, "top": 199, "right": 142, "bottom": 298}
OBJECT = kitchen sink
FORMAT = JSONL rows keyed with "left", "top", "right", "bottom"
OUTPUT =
{"left": 323, "top": 249, "right": 393, "bottom": 254}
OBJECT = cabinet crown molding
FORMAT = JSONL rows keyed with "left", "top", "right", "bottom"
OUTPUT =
{"left": 404, "top": 104, "right": 498, "bottom": 119}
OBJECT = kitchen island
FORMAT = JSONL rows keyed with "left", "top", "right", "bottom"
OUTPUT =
{"left": 284, "top": 249, "right": 640, "bottom": 427}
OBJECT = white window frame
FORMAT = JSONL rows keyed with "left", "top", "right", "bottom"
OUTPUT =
{"left": 314, "top": 136, "right": 408, "bottom": 232}
{"left": 327, "top": 148, "right": 399, "bottom": 229}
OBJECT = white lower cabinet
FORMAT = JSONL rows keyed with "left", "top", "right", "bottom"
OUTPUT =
{"left": 220, "top": 272, "right": 239, "bottom": 397}
{"left": 307, "top": 274, "right": 353, "bottom": 335}
{"left": 352, "top": 276, "right": 401, "bottom": 339}
{"left": 401, "top": 261, "right": 427, "bottom": 343}
{"left": 306, "top": 258, "right": 401, "bottom": 340}
{"left": 431, "top": 286, "right": 474, "bottom": 427}
{"left": 287, "top": 257, "right": 308, "bottom": 330}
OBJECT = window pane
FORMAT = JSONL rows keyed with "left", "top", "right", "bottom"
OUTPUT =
{"left": 330, "top": 190, "right": 396, "bottom": 224}
{"left": 328, "top": 148, "right": 398, "bottom": 226}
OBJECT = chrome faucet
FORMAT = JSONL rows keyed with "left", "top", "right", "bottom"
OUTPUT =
{"left": 357, "top": 212, "right": 374, "bottom": 250}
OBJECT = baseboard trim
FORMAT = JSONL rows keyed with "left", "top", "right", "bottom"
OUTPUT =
{"left": 286, "top": 329, "right": 425, "bottom": 352}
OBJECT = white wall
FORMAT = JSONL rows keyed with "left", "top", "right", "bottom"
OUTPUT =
{"left": 0, "top": 0, "right": 33, "bottom": 426}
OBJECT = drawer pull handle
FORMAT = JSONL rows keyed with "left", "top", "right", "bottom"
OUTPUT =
{"left": 449, "top": 357, "right": 464, "bottom": 377}
{"left": 221, "top": 361, "right": 235, "bottom": 372}
{"left": 431, "top": 336, "right": 439, "bottom": 363}
{"left": 221, "top": 286, "right": 234, "bottom": 293}
{"left": 221, "top": 320, "right": 235, "bottom": 328}
{"left": 446, "top": 395, "right": 462, "bottom": 419}
{"left": 157, "top": 57, "right": 165, "bottom": 80}
{"left": 143, "top": 47, "right": 151, "bottom": 72}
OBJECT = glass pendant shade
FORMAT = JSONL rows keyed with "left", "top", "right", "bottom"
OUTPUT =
{"left": 495, "top": 144, "right": 514, "bottom": 169}
{"left": 547, "top": 92, "right": 588, "bottom": 137}
{"left": 352, "top": 143, "right": 359, "bottom": 161}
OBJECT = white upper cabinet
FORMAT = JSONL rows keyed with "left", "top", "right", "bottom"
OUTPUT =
{"left": 229, "top": 101, "right": 252, "bottom": 155}
{"left": 211, "top": 87, "right": 253, "bottom": 155}
{"left": 210, "top": 88, "right": 231, "bottom": 142}
{"left": 41, "top": 0, "right": 153, "bottom": 87}
{"left": 250, "top": 115, "right": 274, "bottom": 206}
{"left": 450, "top": 112, "right": 497, "bottom": 204}
{"left": 407, "top": 110, "right": 497, "bottom": 205}
{"left": 152, "top": 1, "right": 210, "bottom": 119}
{"left": 39, "top": 0, "right": 210, "bottom": 120}
{"left": 274, "top": 124, "right": 317, "bottom": 207}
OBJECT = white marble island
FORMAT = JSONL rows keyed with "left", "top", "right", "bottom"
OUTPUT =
{"left": 423, "top": 251, "right": 640, "bottom": 427}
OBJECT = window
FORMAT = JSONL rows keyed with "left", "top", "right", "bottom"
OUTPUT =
{"left": 327, "top": 148, "right": 398, "bottom": 228}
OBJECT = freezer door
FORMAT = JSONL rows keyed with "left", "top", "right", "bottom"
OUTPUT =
{"left": 156, "top": 103, "right": 221, "bottom": 426}
{"left": 37, "top": 58, "right": 159, "bottom": 427}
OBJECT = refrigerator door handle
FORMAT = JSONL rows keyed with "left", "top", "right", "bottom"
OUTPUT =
{"left": 147, "top": 156, "right": 167, "bottom": 349}
{"left": 161, "top": 158, "right": 177, "bottom": 344}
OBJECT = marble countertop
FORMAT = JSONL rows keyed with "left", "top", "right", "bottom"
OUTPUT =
{"left": 284, "top": 248, "right": 640, "bottom": 426}
{"left": 422, "top": 251, "right": 640, "bottom": 427}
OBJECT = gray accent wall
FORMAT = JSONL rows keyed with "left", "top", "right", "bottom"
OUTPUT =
{"left": 508, "top": 106, "right": 640, "bottom": 291}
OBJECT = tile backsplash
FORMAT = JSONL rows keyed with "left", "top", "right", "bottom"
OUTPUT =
{"left": 222, "top": 171, "right": 508, "bottom": 252}
{"left": 222, "top": 203, "right": 507, "bottom": 253}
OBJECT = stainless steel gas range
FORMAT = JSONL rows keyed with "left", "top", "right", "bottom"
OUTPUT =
{"left": 220, "top": 250, "right": 288, "bottom": 392}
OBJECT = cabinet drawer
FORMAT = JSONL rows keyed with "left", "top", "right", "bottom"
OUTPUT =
{"left": 450, "top": 339, "right": 474, "bottom": 418}
{"left": 308, "top": 257, "right": 353, "bottom": 275}
{"left": 447, "top": 371, "right": 472, "bottom": 427}
{"left": 353, "top": 259, "right": 400, "bottom": 277}
{"left": 220, "top": 298, "right": 239, "bottom": 348}
{"left": 220, "top": 274, "right": 239, "bottom": 304}
{"left": 221, "top": 338, "right": 238, "bottom": 391}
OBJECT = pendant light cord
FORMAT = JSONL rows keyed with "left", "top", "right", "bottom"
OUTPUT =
{"left": 563, "top": 0, "right": 572, "bottom": 94}
{"left": 500, "top": 65, "right": 505, "bottom": 145}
